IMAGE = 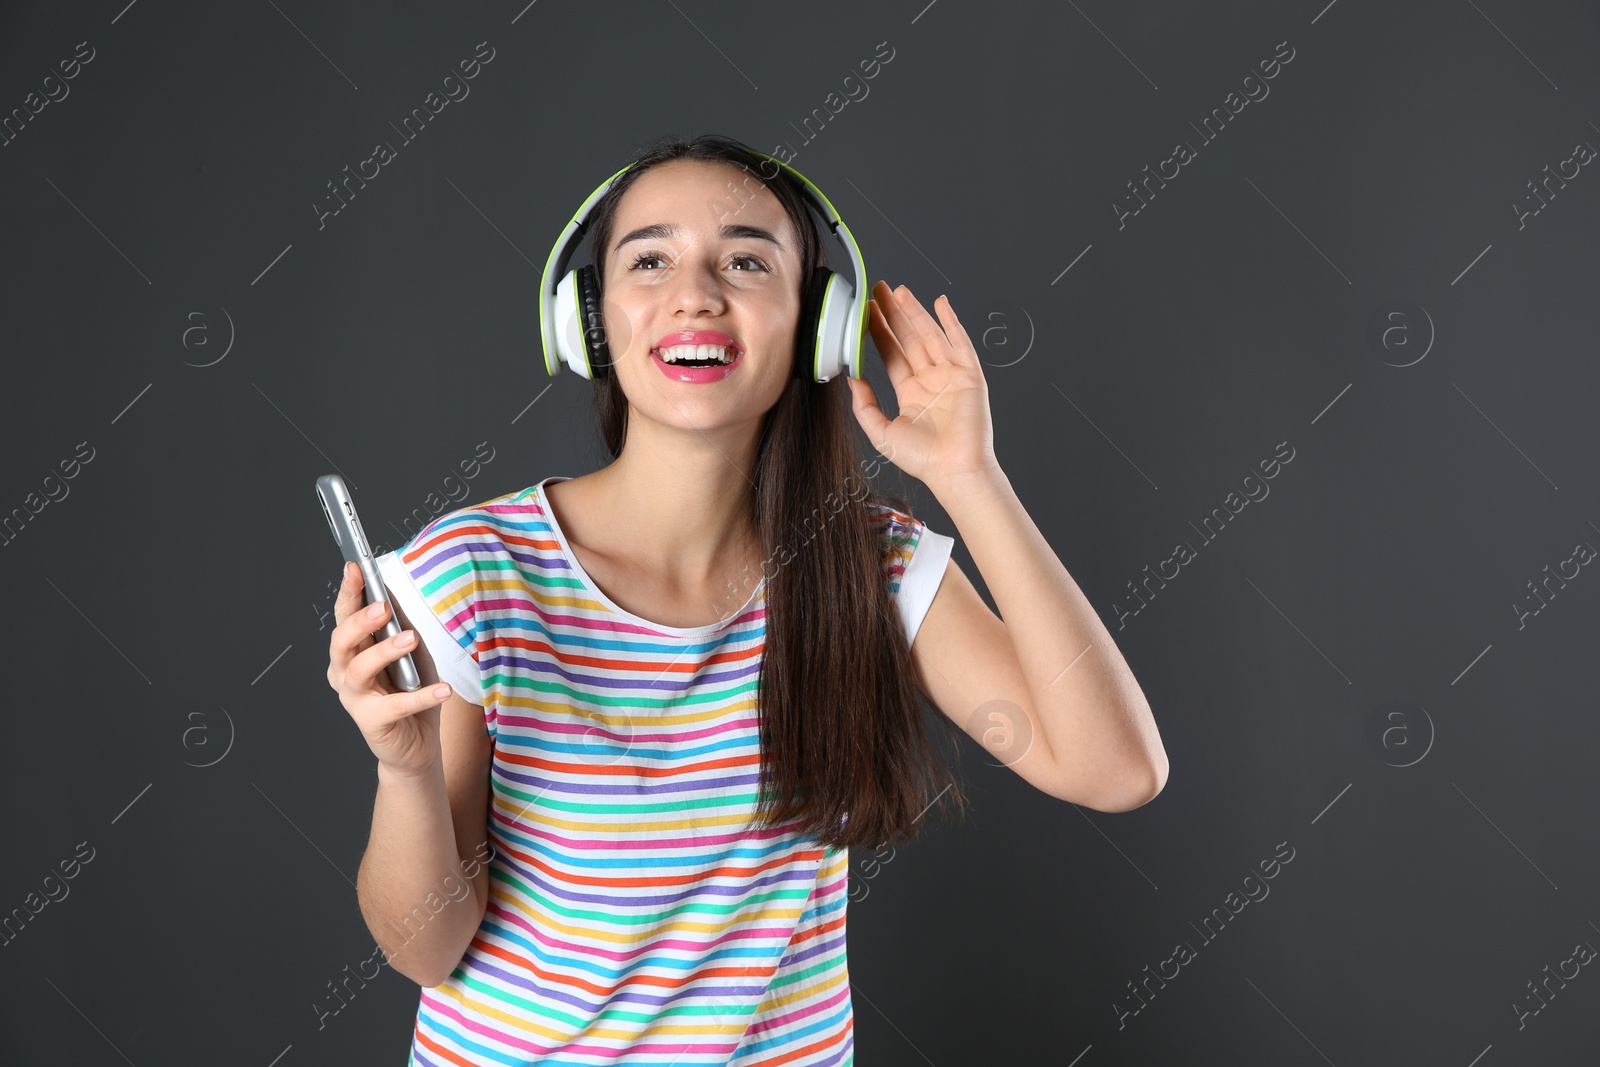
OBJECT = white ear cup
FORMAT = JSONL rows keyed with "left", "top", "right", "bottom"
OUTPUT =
{"left": 550, "top": 269, "right": 595, "bottom": 379}
{"left": 812, "top": 271, "right": 861, "bottom": 382}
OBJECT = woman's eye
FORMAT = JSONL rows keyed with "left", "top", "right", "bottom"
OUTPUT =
{"left": 627, "top": 251, "right": 769, "bottom": 272}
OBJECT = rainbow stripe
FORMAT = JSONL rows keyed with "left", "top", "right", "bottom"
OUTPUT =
{"left": 375, "top": 476, "right": 953, "bottom": 1065}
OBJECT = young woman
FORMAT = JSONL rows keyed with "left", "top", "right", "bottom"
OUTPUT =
{"left": 327, "top": 133, "right": 1165, "bottom": 1065}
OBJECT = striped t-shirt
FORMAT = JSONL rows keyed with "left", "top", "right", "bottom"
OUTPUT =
{"left": 373, "top": 475, "right": 954, "bottom": 1066}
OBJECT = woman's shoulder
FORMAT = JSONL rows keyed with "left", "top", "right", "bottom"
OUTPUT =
{"left": 395, "top": 481, "right": 546, "bottom": 562}
{"left": 863, "top": 496, "right": 924, "bottom": 548}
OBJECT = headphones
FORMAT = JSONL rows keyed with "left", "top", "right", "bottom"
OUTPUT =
{"left": 539, "top": 149, "right": 869, "bottom": 383}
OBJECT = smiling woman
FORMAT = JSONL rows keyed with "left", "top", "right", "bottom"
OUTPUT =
{"left": 345, "top": 130, "right": 1164, "bottom": 1065}
{"left": 576, "top": 137, "right": 969, "bottom": 849}
{"left": 352, "top": 133, "right": 974, "bottom": 1067}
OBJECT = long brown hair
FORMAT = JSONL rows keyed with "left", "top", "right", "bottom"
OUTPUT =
{"left": 583, "top": 132, "right": 969, "bottom": 850}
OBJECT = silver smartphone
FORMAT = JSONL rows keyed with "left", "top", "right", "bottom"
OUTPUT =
{"left": 316, "top": 474, "right": 421, "bottom": 693}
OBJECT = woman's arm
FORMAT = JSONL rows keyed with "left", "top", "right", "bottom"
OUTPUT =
{"left": 913, "top": 464, "right": 1166, "bottom": 811}
{"left": 356, "top": 599, "right": 494, "bottom": 988}
{"left": 847, "top": 280, "right": 1165, "bottom": 811}
{"left": 359, "top": 747, "right": 487, "bottom": 987}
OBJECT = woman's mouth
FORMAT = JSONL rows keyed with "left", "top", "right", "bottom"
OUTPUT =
{"left": 652, "top": 344, "right": 743, "bottom": 383}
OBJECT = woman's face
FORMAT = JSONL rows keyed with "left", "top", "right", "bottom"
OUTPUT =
{"left": 599, "top": 159, "right": 805, "bottom": 434}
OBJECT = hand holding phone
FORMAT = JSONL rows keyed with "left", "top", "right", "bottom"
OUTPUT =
{"left": 319, "top": 474, "right": 456, "bottom": 777}
{"left": 328, "top": 559, "right": 457, "bottom": 776}
{"left": 317, "top": 474, "right": 420, "bottom": 693}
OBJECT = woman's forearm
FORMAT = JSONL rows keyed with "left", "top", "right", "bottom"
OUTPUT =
{"left": 356, "top": 760, "right": 484, "bottom": 987}
{"left": 931, "top": 463, "right": 1167, "bottom": 800}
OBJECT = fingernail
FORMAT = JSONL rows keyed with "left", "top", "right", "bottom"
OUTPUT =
{"left": 433, "top": 684, "right": 452, "bottom": 699}
{"left": 367, "top": 602, "right": 385, "bottom": 619}
{"left": 396, "top": 631, "right": 415, "bottom": 647}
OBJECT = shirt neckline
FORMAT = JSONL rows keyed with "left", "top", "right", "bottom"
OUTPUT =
{"left": 532, "top": 475, "right": 766, "bottom": 638}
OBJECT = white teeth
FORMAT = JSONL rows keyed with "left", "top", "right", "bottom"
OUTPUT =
{"left": 657, "top": 344, "right": 736, "bottom": 364}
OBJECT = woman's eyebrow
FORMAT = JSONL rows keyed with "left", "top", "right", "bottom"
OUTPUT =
{"left": 613, "top": 223, "right": 784, "bottom": 250}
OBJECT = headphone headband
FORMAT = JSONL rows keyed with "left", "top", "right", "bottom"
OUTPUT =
{"left": 538, "top": 150, "right": 868, "bottom": 383}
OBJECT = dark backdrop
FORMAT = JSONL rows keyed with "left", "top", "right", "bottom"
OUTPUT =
{"left": 3, "top": 0, "right": 1598, "bottom": 1063}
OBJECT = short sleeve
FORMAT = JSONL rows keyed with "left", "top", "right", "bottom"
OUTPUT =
{"left": 870, "top": 504, "right": 955, "bottom": 646}
{"left": 372, "top": 511, "right": 486, "bottom": 706}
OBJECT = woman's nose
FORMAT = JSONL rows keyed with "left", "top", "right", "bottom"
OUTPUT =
{"left": 671, "top": 259, "right": 727, "bottom": 313}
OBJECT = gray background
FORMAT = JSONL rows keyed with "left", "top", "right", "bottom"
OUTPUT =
{"left": 3, "top": 0, "right": 1598, "bottom": 1063}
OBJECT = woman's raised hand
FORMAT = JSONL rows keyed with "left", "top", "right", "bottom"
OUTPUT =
{"left": 846, "top": 281, "right": 999, "bottom": 494}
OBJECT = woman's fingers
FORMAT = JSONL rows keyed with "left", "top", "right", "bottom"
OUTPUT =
{"left": 334, "top": 560, "right": 363, "bottom": 620}
{"left": 871, "top": 280, "right": 939, "bottom": 371}
{"left": 327, "top": 565, "right": 394, "bottom": 691}
{"left": 866, "top": 293, "right": 913, "bottom": 393}
{"left": 333, "top": 579, "right": 387, "bottom": 657}
{"left": 889, "top": 284, "right": 955, "bottom": 366}
{"left": 346, "top": 622, "right": 416, "bottom": 694}
{"left": 362, "top": 678, "right": 455, "bottom": 732}
{"left": 326, "top": 561, "right": 452, "bottom": 775}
